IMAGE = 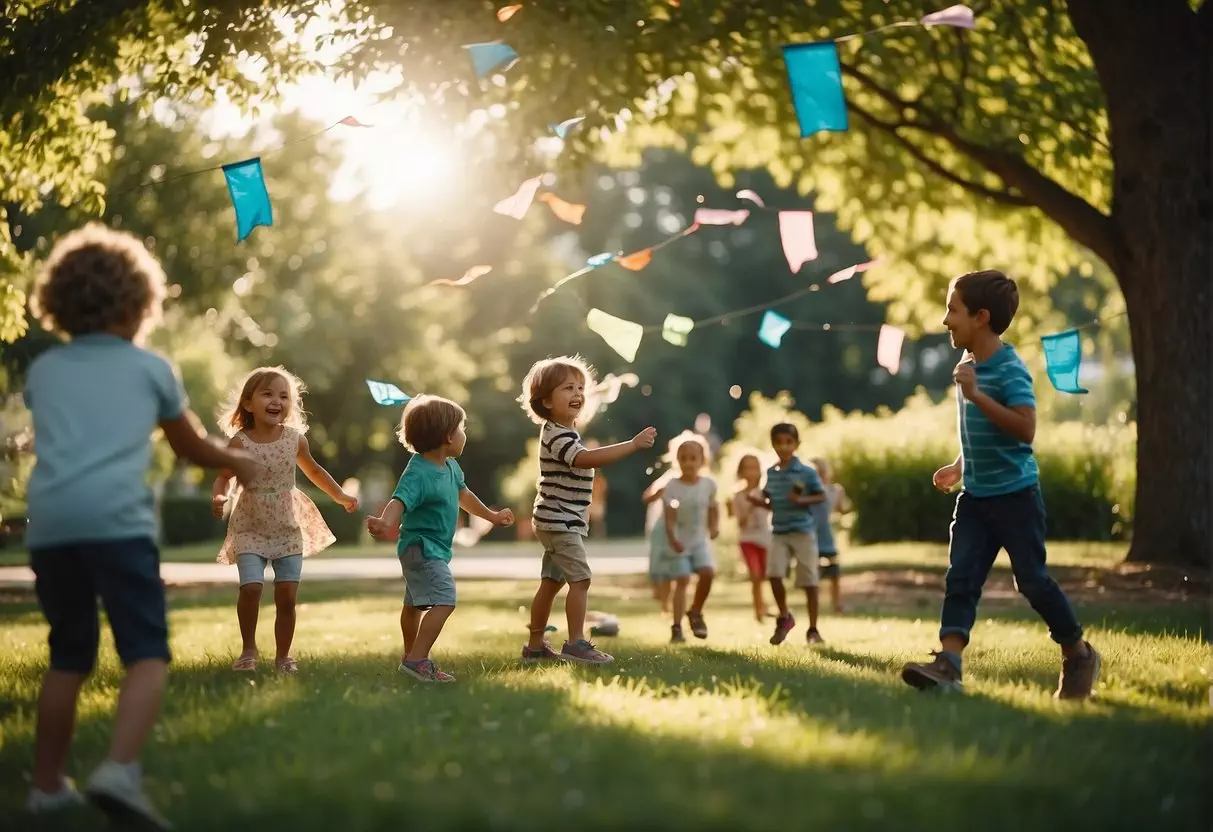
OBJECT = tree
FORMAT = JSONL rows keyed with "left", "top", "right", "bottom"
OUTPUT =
{"left": 2, "top": 0, "right": 1207, "bottom": 566}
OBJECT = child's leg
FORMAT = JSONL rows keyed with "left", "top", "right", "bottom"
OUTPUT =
{"left": 655, "top": 579, "right": 672, "bottom": 612}
{"left": 269, "top": 555, "right": 303, "bottom": 662}
{"left": 768, "top": 577, "right": 789, "bottom": 615}
{"left": 234, "top": 555, "right": 265, "bottom": 660}
{"left": 107, "top": 659, "right": 168, "bottom": 763}
{"left": 690, "top": 567, "right": 714, "bottom": 613}
{"left": 564, "top": 579, "right": 590, "bottom": 642}
{"left": 34, "top": 670, "right": 89, "bottom": 791}
{"left": 803, "top": 587, "right": 820, "bottom": 631}
{"left": 792, "top": 534, "right": 822, "bottom": 633}
{"left": 937, "top": 493, "right": 1001, "bottom": 657}
{"left": 527, "top": 578, "right": 564, "bottom": 649}
{"left": 401, "top": 605, "right": 422, "bottom": 655}
{"left": 671, "top": 576, "right": 690, "bottom": 626}
{"left": 404, "top": 606, "right": 455, "bottom": 662}
{"left": 750, "top": 579, "right": 767, "bottom": 620}
{"left": 538, "top": 531, "right": 594, "bottom": 643}
{"left": 830, "top": 576, "right": 842, "bottom": 612}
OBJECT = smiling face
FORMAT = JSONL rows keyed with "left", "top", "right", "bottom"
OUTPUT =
{"left": 243, "top": 374, "right": 292, "bottom": 430}
{"left": 771, "top": 432, "right": 799, "bottom": 464}
{"left": 542, "top": 369, "right": 586, "bottom": 426}
{"left": 942, "top": 284, "right": 986, "bottom": 351}
{"left": 676, "top": 441, "right": 705, "bottom": 477}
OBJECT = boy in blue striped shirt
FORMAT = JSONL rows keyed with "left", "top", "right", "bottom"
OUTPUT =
{"left": 752, "top": 423, "right": 828, "bottom": 645}
{"left": 901, "top": 270, "right": 1101, "bottom": 699}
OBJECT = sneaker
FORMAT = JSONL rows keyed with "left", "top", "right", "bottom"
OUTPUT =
{"left": 520, "top": 642, "right": 566, "bottom": 664}
{"left": 901, "top": 652, "right": 963, "bottom": 693}
{"left": 769, "top": 613, "right": 795, "bottom": 645}
{"left": 399, "top": 658, "right": 456, "bottom": 683}
{"left": 560, "top": 638, "right": 614, "bottom": 665}
{"left": 806, "top": 628, "right": 825, "bottom": 645}
{"left": 670, "top": 625, "right": 686, "bottom": 644}
{"left": 85, "top": 761, "right": 171, "bottom": 830}
{"left": 27, "top": 778, "right": 85, "bottom": 814}
{"left": 1055, "top": 642, "right": 1102, "bottom": 700}
{"left": 686, "top": 610, "right": 708, "bottom": 639}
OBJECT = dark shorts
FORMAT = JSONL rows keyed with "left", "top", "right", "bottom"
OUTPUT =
{"left": 31, "top": 537, "right": 170, "bottom": 673}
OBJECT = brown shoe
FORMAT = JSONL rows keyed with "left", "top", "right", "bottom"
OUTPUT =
{"left": 902, "top": 652, "right": 963, "bottom": 693}
{"left": 1055, "top": 642, "right": 1101, "bottom": 700}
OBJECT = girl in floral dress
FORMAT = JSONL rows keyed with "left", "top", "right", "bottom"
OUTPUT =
{"left": 211, "top": 366, "right": 358, "bottom": 673}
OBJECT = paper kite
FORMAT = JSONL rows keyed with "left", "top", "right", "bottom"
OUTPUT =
{"left": 827, "top": 259, "right": 879, "bottom": 284}
{"left": 586, "top": 308, "right": 643, "bottom": 362}
{"left": 586, "top": 252, "right": 615, "bottom": 267}
{"left": 662, "top": 314, "right": 695, "bottom": 346}
{"left": 736, "top": 189, "right": 766, "bottom": 207}
{"left": 1040, "top": 329, "right": 1089, "bottom": 394}
{"left": 538, "top": 193, "right": 586, "bottom": 225}
{"left": 778, "top": 211, "right": 818, "bottom": 273}
{"left": 464, "top": 41, "right": 520, "bottom": 78}
{"left": 493, "top": 176, "right": 542, "bottom": 219}
{"left": 694, "top": 208, "right": 750, "bottom": 226}
{"left": 222, "top": 158, "right": 273, "bottom": 243}
{"left": 780, "top": 42, "right": 848, "bottom": 138}
{"left": 922, "top": 4, "right": 976, "bottom": 29}
{"left": 429, "top": 266, "right": 492, "bottom": 287}
{"left": 550, "top": 116, "right": 586, "bottom": 139}
{"left": 876, "top": 325, "right": 905, "bottom": 375}
{"left": 366, "top": 379, "right": 411, "bottom": 406}
{"left": 496, "top": 4, "right": 523, "bottom": 22}
{"left": 616, "top": 249, "right": 653, "bottom": 271}
{"left": 758, "top": 311, "right": 792, "bottom": 349}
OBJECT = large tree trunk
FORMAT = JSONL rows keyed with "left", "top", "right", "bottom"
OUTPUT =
{"left": 1068, "top": 0, "right": 1211, "bottom": 569}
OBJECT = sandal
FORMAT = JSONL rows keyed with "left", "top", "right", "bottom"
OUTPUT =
{"left": 232, "top": 652, "right": 258, "bottom": 672}
{"left": 275, "top": 657, "right": 299, "bottom": 674}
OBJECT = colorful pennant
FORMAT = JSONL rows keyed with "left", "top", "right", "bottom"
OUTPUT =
{"left": 338, "top": 116, "right": 373, "bottom": 127}
{"left": 662, "top": 314, "right": 695, "bottom": 346}
{"left": 922, "top": 4, "right": 976, "bottom": 28}
{"left": 694, "top": 208, "right": 750, "bottom": 226}
{"left": 537, "top": 193, "right": 586, "bottom": 225}
{"left": 496, "top": 4, "right": 523, "bottom": 22}
{"left": 827, "top": 259, "right": 880, "bottom": 284}
{"left": 758, "top": 311, "right": 792, "bottom": 349}
{"left": 876, "top": 324, "right": 906, "bottom": 375}
{"left": 586, "top": 252, "right": 615, "bottom": 267}
{"left": 463, "top": 41, "right": 520, "bottom": 78}
{"left": 221, "top": 158, "right": 273, "bottom": 243}
{"left": 366, "top": 379, "right": 411, "bottom": 406}
{"left": 493, "top": 176, "right": 542, "bottom": 219}
{"left": 587, "top": 308, "right": 643, "bottom": 362}
{"left": 736, "top": 189, "right": 766, "bottom": 207}
{"left": 430, "top": 265, "right": 492, "bottom": 287}
{"left": 780, "top": 42, "right": 848, "bottom": 138}
{"left": 617, "top": 249, "right": 653, "bottom": 271}
{"left": 778, "top": 211, "right": 818, "bottom": 273}
{"left": 1040, "top": 329, "right": 1089, "bottom": 394}
{"left": 550, "top": 116, "right": 586, "bottom": 139}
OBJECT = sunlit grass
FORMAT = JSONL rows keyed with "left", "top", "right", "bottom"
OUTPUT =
{"left": 0, "top": 571, "right": 1207, "bottom": 831}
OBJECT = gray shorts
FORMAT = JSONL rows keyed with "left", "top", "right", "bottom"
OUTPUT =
{"left": 236, "top": 553, "right": 302, "bottom": 586}
{"left": 766, "top": 532, "right": 820, "bottom": 588}
{"left": 665, "top": 540, "right": 716, "bottom": 579}
{"left": 535, "top": 529, "right": 592, "bottom": 583}
{"left": 399, "top": 545, "right": 456, "bottom": 609}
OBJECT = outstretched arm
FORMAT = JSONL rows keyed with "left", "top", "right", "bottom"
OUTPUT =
{"left": 297, "top": 434, "right": 358, "bottom": 511}
{"left": 573, "top": 427, "right": 656, "bottom": 468}
{"left": 459, "top": 488, "right": 515, "bottom": 527}
{"left": 367, "top": 498, "right": 404, "bottom": 541}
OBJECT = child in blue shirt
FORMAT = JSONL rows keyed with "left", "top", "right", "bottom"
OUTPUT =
{"left": 23, "top": 224, "right": 259, "bottom": 826}
{"left": 902, "top": 269, "right": 1100, "bottom": 699}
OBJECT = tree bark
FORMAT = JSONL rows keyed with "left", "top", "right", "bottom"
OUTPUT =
{"left": 1068, "top": 0, "right": 1212, "bottom": 568}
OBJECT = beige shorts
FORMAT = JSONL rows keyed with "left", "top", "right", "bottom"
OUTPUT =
{"left": 535, "top": 529, "right": 592, "bottom": 583}
{"left": 766, "top": 531, "right": 820, "bottom": 588}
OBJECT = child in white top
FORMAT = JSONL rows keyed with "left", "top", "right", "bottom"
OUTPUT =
{"left": 730, "top": 453, "right": 772, "bottom": 622}
{"left": 663, "top": 436, "right": 719, "bottom": 643}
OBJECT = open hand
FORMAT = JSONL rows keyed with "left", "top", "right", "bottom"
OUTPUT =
{"left": 932, "top": 463, "right": 962, "bottom": 493}
{"left": 366, "top": 515, "right": 399, "bottom": 541}
{"left": 493, "top": 508, "right": 515, "bottom": 527}
{"left": 953, "top": 360, "right": 978, "bottom": 401}
{"left": 211, "top": 494, "right": 228, "bottom": 519}
{"left": 632, "top": 427, "right": 657, "bottom": 450}
{"left": 338, "top": 492, "right": 360, "bottom": 513}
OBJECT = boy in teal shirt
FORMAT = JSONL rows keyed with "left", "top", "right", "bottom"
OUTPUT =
{"left": 367, "top": 395, "right": 513, "bottom": 683}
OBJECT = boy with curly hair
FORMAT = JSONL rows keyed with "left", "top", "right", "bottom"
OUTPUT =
{"left": 23, "top": 224, "right": 259, "bottom": 827}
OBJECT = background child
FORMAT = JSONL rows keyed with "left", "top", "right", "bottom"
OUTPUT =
{"left": 211, "top": 366, "right": 358, "bottom": 675}
{"left": 810, "top": 457, "right": 852, "bottom": 614}
{"left": 731, "top": 453, "right": 771, "bottom": 622}
{"left": 642, "top": 468, "right": 678, "bottom": 613}
{"left": 23, "top": 224, "right": 259, "bottom": 826}
{"left": 902, "top": 270, "right": 1100, "bottom": 698}
{"left": 663, "top": 436, "right": 719, "bottom": 643}
{"left": 759, "top": 423, "right": 828, "bottom": 646}
{"left": 367, "top": 395, "right": 513, "bottom": 683}
{"left": 518, "top": 356, "right": 656, "bottom": 665}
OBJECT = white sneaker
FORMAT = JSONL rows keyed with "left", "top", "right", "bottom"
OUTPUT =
{"left": 85, "top": 760, "right": 172, "bottom": 830}
{"left": 26, "top": 777, "right": 86, "bottom": 813}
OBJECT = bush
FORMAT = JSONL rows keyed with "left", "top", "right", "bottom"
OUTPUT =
{"left": 311, "top": 495, "right": 365, "bottom": 545}
{"left": 718, "top": 390, "right": 1136, "bottom": 544}
{"left": 160, "top": 496, "right": 225, "bottom": 546}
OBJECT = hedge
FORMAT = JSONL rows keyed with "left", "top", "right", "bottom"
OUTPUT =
{"left": 159, "top": 491, "right": 365, "bottom": 547}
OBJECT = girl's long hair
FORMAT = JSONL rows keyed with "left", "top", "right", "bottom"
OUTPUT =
{"left": 217, "top": 365, "right": 309, "bottom": 438}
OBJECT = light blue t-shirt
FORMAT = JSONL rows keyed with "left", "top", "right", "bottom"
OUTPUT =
{"left": 766, "top": 457, "right": 823, "bottom": 535}
{"left": 662, "top": 476, "right": 717, "bottom": 547}
{"left": 391, "top": 455, "right": 465, "bottom": 562}
{"left": 24, "top": 334, "right": 188, "bottom": 548}
{"left": 958, "top": 343, "right": 1040, "bottom": 497}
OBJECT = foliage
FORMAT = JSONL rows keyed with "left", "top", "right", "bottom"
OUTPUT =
{"left": 159, "top": 496, "right": 225, "bottom": 547}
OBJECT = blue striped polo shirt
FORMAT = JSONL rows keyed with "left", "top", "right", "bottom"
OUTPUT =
{"left": 765, "top": 457, "right": 823, "bottom": 535}
{"left": 958, "top": 343, "right": 1039, "bottom": 497}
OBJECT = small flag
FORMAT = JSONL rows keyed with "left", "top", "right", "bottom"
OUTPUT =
{"left": 876, "top": 324, "right": 906, "bottom": 375}
{"left": 778, "top": 211, "right": 818, "bottom": 273}
{"left": 550, "top": 116, "right": 586, "bottom": 139}
{"left": 758, "top": 311, "right": 792, "bottom": 349}
{"left": 464, "top": 41, "right": 520, "bottom": 78}
{"left": 496, "top": 4, "right": 523, "bottom": 22}
{"left": 780, "top": 42, "right": 848, "bottom": 138}
{"left": 537, "top": 193, "right": 586, "bottom": 225}
{"left": 662, "top": 314, "right": 695, "bottom": 346}
{"left": 1040, "top": 329, "right": 1089, "bottom": 394}
{"left": 736, "top": 189, "right": 766, "bottom": 207}
{"left": 366, "top": 379, "right": 411, "bottom": 406}
{"left": 827, "top": 259, "right": 879, "bottom": 284}
{"left": 587, "top": 308, "right": 643, "bottom": 362}
{"left": 429, "top": 266, "right": 492, "bottom": 287}
{"left": 222, "top": 158, "right": 273, "bottom": 243}
{"left": 616, "top": 249, "right": 653, "bottom": 271}
{"left": 339, "top": 116, "right": 373, "bottom": 127}
{"left": 586, "top": 252, "right": 615, "bottom": 267}
{"left": 493, "top": 175, "right": 542, "bottom": 219}
{"left": 922, "top": 4, "right": 976, "bottom": 29}
{"left": 694, "top": 208, "right": 750, "bottom": 226}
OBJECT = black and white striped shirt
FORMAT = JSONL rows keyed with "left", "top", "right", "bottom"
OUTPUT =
{"left": 532, "top": 421, "right": 594, "bottom": 535}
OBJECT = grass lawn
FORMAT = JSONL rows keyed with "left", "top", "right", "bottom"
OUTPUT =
{"left": 0, "top": 550, "right": 1208, "bottom": 831}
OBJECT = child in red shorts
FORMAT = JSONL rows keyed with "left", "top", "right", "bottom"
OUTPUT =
{"left": 730, "top": 453, "right": 771, "bottom": 622}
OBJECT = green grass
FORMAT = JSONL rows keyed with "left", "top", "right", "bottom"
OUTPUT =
{"left": 0, "top": 563, "right": 1209, "bottom": 831}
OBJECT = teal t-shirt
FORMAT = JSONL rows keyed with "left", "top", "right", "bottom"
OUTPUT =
{"left": 957, "top": 343, "right": 1040, "bottom": 497}
{"left": 392, "top": 456, "right": 465, "bottom": 562}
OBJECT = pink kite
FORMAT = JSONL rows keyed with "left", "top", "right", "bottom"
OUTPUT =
{"left": 430, "top": 265, "right": 492, "bottom": 287}
{"left": 736, "top": 189, "right": 766, "bottom": 208}
{"left": 497, "top": 4, "right": 523, "bottom": 22}
{"left": 339, "top": 116, "right": 373, "bottom": 127}
{"left": 826, "top": 259, "right": 880, "bottom": 284}
{"left": 693, "top": 208, "right": 750, "bottom": 226}
{"left": 921, "top": 4, "right": 976, "bottom": 29}
{"left": 877, "top": 324, "right": 906, "bottom": 375}
{"left": 778, "top": 211, "right": 818, "bottom": 273}
{"left": 493, "top": 176, "right": 543, "bottom": 219}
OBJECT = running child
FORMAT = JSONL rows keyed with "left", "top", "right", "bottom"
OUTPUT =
{"left": 663, "top": 435, "right": 719, "bottom": 643}
{"left": 810, "top": 457, "right": 851, "bottom": 614}
{"left": 642, "top": 467, "right": 678, "bottom": 613}
{"left": 518, "top": 356, "right": 656, "bottom": 665}
{"left": 731, "top": 452, "right": 771, "bottom": 622}
{"left": 367, "top": 395, "right": 514, "bottom": 682}
{"left": 24, "top": 224, "right": 259, "bottom": 827}
{"left": 211, "top": 366, "right": 359, "bottom": 674}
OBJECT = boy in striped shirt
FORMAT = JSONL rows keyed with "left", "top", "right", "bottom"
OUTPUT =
{"left": 902, "top": 270, "right": 1100, "bottom": 699}
{"left": 518, "top": 356, "right": 656, "bottom": 665}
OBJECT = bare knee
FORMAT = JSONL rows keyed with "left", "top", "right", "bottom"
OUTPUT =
{"left": 697, "top": 567, "right": 715, "bottom": 580}
{"left": 274, "top": 582, "right": 298, "bottom": 610}
{"left": 238, "top": 583, "right": 263, "bottom": 602}
{"left": 675, "top": 577, "right": 691, "bottom": 589}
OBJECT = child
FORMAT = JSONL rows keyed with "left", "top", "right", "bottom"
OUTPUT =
{"left": 23, "top": 224, "right": 259, "bottom": 826}
{"left": 810, "top": 457, "right": 851, "bottom": 614}
{"left": 757, "top": 423, "right": 828, "bottom": 646}
{"left": 642, "top": 468, "right": 678, "bottom": 613}
{"left": 366, "top": 395, "right": 513, "bottom": 682}
{"left": 518, "top": 356, "right": 656, "bottom": 664}
{"left": 663, "top": 435, "right": 719, "bottom": 643}
{"left": 731, "top": 453, "right": 771, "bottom": 622}
{"left": 901, "top": 270, "right": 1101, "bottom": 698}
{"left": 211, "top": 366, "right": 359, "bottom": 674}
